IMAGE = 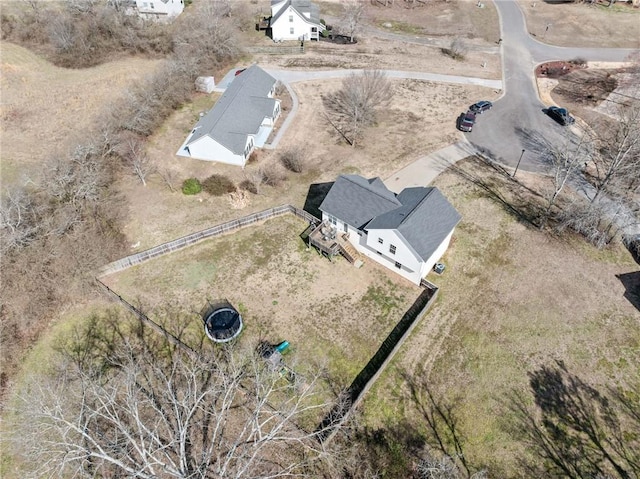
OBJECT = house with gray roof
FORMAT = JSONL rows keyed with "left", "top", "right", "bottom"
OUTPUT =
{"left": 135, "top": 0, "right": 184, "bottom": 19}
{"left": 176, "top": 65, "right": 281, "bottom": 167}
{"left": 269, "top": 0, "right": 325, "bottom": 42}
{"left": 318, "top": 175, "right": 462, "bottom": 284}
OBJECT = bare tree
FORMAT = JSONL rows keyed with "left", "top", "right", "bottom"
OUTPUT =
{"left": 325, "top": 70, "right": 393, "bottom": 147}
{"left": 115, "top": 133, "right": 155, "bottom": 186}
{"left": 0, "top": 186, "right": 41, "bottom": 252}
{"left": 12, "top": 311, "right": 336, "bottom": 479}
{"left": 541, "top": 133, "right": 591, "bottom": 228}
{"left": 588, "top": 97, "right": 640, "bottom": 203}
{"left": 340, "top": 0, "right": 366, "bottom": 42}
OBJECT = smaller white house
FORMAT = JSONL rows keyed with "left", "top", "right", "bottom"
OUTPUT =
{"left": 318, "top": 175, "right": 462, "bottom": 285}
{"left": 269, "top": 0, "right": 325, "bottom": 42}
{"left": 177, "top": 65, "right": 281, "bottom": 167}
{"left": 135, "top": 0, "right": 184, "bottom": 19}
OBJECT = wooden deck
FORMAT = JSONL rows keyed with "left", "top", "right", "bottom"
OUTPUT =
{"left": 308, "top": 222, "right": 360, "bottom": 263}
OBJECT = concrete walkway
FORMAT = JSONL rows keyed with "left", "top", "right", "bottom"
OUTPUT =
{"left": 384, "top": 141, "right": 477, "bottom": 192}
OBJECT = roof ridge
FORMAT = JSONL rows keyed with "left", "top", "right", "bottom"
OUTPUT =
{"left": 343, "top": 175, "right": 399, "bottom": 205}
{"left": 398, "top": 187, "right": 434, "bottom": 227}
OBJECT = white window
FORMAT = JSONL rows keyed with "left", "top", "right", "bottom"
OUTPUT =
{"left": 378, "top": 238, "right": 383, "bottom": 244}
{"left": 290, "top": 27, "right": 294, "bottom": 34}
{"left": 328, "top": 216, "right": 337, "bottom": 226}
{"left": 389, "top": 244, "right": 396, "bottom": 255}
{"left": 289, "top": 15, "right": 293, "bottom": 22}
{"left": 142, "top": 1, "right": 148, "bottom": 6}
{"left": 395, "top": 261, "right": 402, "bottom": 269}
{"left": 150, "top": 2, "right": 154, "bottom": 8}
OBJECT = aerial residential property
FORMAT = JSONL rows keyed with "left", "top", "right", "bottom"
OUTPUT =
{"left": 176, "top": 65, "right": 281, "bottom": 166}
{"left": 269, "top": 0, "right": 325, "bottom": 42}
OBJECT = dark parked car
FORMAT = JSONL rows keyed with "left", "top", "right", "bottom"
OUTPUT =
{"left": 546, "top": 106, "right": 575, "bottom": 126}
{"left": 469, "top": 100, "right": 493, "bottom": 114}
{"left": 458, "top": 111, "right": 476, "bottom": 132}
{"left": 234, "top": 68, "right": 246, "bottom": 76}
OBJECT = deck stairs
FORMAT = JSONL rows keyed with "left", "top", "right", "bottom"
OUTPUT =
{"left": 338, "top": 235, "right": 360, "bottom": 264}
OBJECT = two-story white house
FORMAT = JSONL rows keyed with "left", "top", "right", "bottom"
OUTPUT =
{"left": 318, "top": 175, "right": 462, "bottom": 285}
{"left": 135, "top": 0, "right": 184, "bottom": 19}
{"left": 269, "top": 0, "right": 325, "bottom": 42}
{"left": 176, "top": 65, "right": 281, "bottom": 167}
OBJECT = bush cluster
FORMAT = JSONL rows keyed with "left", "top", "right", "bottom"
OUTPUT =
{"left": 202, "top": 175, "right": 236, "bottom": 196}
{"left": 182, "top": 178, "right": 202, "bottom": 195}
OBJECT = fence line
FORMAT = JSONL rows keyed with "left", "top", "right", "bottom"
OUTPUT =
{"left": 317, "top": 283, "right": 439, "bottom": 443}
{"left": 99, "top": 204, "right": 319, "bottom": 277}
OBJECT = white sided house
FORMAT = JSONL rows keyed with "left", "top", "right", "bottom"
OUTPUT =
{"left": 317, "top": 175, "right": 462, "bottom": 285}
{"left": 135, "top": 0, "right": 184, "bottom": 19}
{"left": 269, "top": 0, "right": 325, "bottom": 42}
{"left": 177, "top": 65, "right": 281, "bottom": 167}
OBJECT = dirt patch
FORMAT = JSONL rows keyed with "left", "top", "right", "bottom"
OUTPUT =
{"left": 518, "top": 0, "right": 640, "bottom": 48}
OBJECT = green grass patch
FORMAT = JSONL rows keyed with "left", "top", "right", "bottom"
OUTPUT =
{"left": 377, "top": 20, "right": 425, "bottom": 35}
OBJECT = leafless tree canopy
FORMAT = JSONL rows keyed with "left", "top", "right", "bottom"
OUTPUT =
{"left": 11, "top": 310, "right": 334, "bottom": 479}
{"left": 324, "top": 70, "right": 393, "bottom": 147}
{"left": 339, "top": 0, "right": 367, "bottom": 42}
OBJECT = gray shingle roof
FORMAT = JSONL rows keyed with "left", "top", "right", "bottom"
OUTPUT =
{"left": 271, "top": 0, "right": 321, "bottom": 26}
{"left": 186, "top": 65, "right": 277, "bottom": 155}
{"left": 319, "top": 175, "right": 400, "bottom": 229}
{"left": 368, "top": 187, "right": 462, "bottom": 261}
{"left": 320, "top": 175, "right": 461, "bottom": 261}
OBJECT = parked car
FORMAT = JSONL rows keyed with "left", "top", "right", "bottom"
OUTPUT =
{"left": 469, "top": 100, "right": 493, "bottom": 114}
{"left": 234, "top": 68, "right": 246, "bottom": 76}
{"left": 458, "top": 111, "right": 477, "bottom": 132}
{"left": 546, "top": 106, "right": 575, "bottom": 126}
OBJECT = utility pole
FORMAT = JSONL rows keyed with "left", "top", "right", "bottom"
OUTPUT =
{"left": 513, "top": 149, "right": 525, "bottom": 178}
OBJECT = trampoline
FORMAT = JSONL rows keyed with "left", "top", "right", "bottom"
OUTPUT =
{"left": 204, "top": 306, "right": 243, "bottom": 343}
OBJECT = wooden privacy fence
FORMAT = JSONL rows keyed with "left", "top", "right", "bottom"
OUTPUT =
{"left": 317, "top": 283, "right": 439, "bottom": 443}
{"left": 99, "top": 205, "right": 319, "bottom": 277}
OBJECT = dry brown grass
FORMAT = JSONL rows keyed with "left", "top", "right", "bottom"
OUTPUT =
{"left": 518, "top": 0, "right": 640, "bottom": 48}
{"left": 362, "top": 157, "right": 640, "bottom": 476}
{"left": 101, "top": 214, "right": 422, "bottom": 405}
{"left": 0, "top": 42, "right": 161, "bottom": 185}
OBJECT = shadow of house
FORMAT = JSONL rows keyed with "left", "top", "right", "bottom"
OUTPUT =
{"left": 303, "top": 182, "right": 334, "bottom": 219}
{"left": 617, "top": 271, "right": 640, "bottom": 312}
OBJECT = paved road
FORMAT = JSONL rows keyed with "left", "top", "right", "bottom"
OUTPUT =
{"left": 467, "top": 0, "right": 637, "bottom": 172}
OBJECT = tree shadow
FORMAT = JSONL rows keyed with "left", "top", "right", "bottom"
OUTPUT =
{"left": 506, "top": 360, "right": 640, "bottom": 478}
{"left": 448, "top": 157, "right": 545, "bottom": 228}
{"left": 303, "top": 181, "right": 333, "bottom": 219}
{"left": 616, "top": 271, "right": 640, "bottom": 312}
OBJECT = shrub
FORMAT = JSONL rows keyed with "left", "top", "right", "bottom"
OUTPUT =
{"left": 182, "top": 178, "right": 202, "bottom": 195}
{"left": 259, "top": 164, "right": 287, "bottom": 187}
{"left": 280, "top": 146, "right": 306, "bottom": 173}
{"left": 441, "top": 37, "right": 467, "bottom": 61}
{"left": 239, "top": 179, "right": 258, "bottom": 194}
{"left": 202, "top": 174, "right": 236, "bottom": 196}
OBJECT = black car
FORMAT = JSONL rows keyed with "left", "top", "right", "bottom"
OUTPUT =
{"left": 458, "top": 111, "right": 476, "bottom": 132}
{"left": 469, "top": 100, "right": 493, "bottom": 114}
{"left": 546, "top": 106, "right": 575, "bottom": 126}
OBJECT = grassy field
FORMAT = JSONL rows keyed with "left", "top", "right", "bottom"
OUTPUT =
{"left": 361, "top": 157, "right": 640, "bottom": 477}
{"left": 517, "top": 0, "right": 640, "bottom": 48}
{"left": 101, "top": 213, "right": 422, "bottom": 424}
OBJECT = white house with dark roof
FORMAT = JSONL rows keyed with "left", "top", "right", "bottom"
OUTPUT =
{"left": 269, "top": 0, "right": 325, "bottom": 41}
{"left": 318, "top": 175, "right": 462, "bottom": 285}
{"left": 135, "top": 0, "right": 184, "bottom": 19}
{"left": 177, "top": 65, "right": 281, "bottom": 167}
